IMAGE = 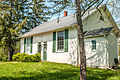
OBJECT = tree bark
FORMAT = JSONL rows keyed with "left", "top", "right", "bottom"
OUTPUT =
{"left": 8, "top": 46, "right": 13, "bottom": 61}
{"left": 8, "top": 49, "right": 10, "bottom": 61}
{"left": 8, "top": 35, "right": 13, "bottom": 61}
{"left": 75, "top": 0, "right": 87, "bottom": 80}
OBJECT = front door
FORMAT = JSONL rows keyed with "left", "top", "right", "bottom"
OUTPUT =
{"left": 43, "top": 42, "right": 47, "bottom": 61}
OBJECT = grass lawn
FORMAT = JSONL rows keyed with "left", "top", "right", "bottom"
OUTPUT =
{"left": 0, "top": 62, "right": 120, "bottom": 80}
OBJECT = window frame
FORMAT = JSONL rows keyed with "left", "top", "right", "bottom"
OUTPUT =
{"left": 38, "top": 42, "right": 41, "bottom": 53}
{"left": 91, "top": 40, "right": 96, "bottom": 51}
{"left": 56, "top": 30, "right": 65, "bottom": 52}
{"left": 25, "top": 37, "right": 31, "bottom": 53}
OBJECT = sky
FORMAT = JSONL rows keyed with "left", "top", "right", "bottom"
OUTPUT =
{"left": 49, "top": 10, "right": 75, "bottom": 21}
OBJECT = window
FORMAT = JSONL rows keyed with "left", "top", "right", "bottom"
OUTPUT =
{"left": 26, "top": 38, "right": 31, "bottom": 52}
{"left": 24, "top": 37, "right": 33, "bottom": 53}
{"left": 38, "top": 42, "right": 41, "bottom": 53}
{"left": 92, "top": 40, "right": 96, "bottom": 50}
{"left": 57, "top": 31, "right": 64, "bottom": 51}
{"left": 52, "top": 29, "right": 68, "bottom": 53}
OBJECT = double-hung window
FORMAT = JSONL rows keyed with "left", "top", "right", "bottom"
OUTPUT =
{"left": 38, "top": 42, "right": 41, "bottom": 53}
{"left": 24, "top": 37, "right": 33, "bottom": 53}
{"left": 92, "top": 40, "right": 96, "bottom": 50}
{"left": 52, "top": 29, "right": 68, "bottom": 53}
{"left": 57, "top": 31, "right": 64, "bottom": 51}
{"left": 26, "top": 38, "right": 31, "bottom": 53}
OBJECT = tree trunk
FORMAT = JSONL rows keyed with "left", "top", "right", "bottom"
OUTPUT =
{"left": 8, "top": 46, "right": 13, "bottom": 61}
{"left": 8, "top": 47, "right": 11, "bottom": 62}
{"left": 7, "top": 36, "right": 14, "bottom": 61}
{"left": 75, "top": 0, "right": 87, "bottom": 80}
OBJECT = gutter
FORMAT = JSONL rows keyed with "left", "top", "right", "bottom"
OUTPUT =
{"left": 84, "top": 35, "right": 106, "bottom": 39}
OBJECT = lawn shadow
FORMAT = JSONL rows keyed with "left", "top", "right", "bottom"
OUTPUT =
{"left": 0, "top": 62, "right": 120, "bottom": 80}
{"left": 0, "top": 67, "right": 80, "bottom": 80}
{"left": 87, "top": 68, "right": 120, "bottom": 80}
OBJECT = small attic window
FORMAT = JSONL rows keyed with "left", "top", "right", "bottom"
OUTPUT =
{"left": 92, "top": 40, "right": 96, "bottom": 50}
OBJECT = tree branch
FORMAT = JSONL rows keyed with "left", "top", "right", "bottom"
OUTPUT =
{"left": 81, "top": 0, "right": 99, "bottom": 16}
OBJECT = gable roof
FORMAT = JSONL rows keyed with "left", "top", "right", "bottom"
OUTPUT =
{"left": 84, "top": 27, "right": 113, "bottom": 38}
{"left": 20, "top": 6, "right": 101, "bottom": 38}
{"left": 20, "top": 5, "right": 118, "bottom": 38}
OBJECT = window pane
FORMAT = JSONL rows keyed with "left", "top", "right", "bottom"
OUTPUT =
{"left": 38, "top": 42, "right": 41, "bottom": 53}
{"left": 27, "top": 38, "right": 31, "bottom": 46}
{"left": 26, "top": 38, "right": 31, "bottom": 52}
{"left": 92, "top": 40, "right": 96, "bottom": 50}
{"left": 57, "top": 31, "right": 64, "bottom": 51}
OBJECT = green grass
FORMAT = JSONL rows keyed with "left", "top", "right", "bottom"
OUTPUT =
{"left": 0, "top": 62, "right": 120, "bottom": 80}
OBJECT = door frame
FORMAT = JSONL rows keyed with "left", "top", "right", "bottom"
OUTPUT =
{"left": 43, "top": 42, "right": 47, "bottom": 61}
{"left": 38, "top": 42, "right": 47, "bottom": 61}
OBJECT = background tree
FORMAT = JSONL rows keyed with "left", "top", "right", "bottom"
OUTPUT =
{"left": 26, "top": 0, "right": 49, "bottom": 30}
{"left": 0, "top": 12, "right": 27, "bottom": 61}
{"left": 0, "top": 0, "right": 49, "bottom": 61}
{"left": 0, "top": 0, "right": 27, "bottom": 61}
{"left": 0, "top": 0, "right": 49, "bottom": 33}
{"left": 107, "top": 0, "right": 120, "bottom": 27}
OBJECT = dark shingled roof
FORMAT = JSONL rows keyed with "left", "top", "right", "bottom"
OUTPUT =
{"left": 84, "top": 27, "right": 113, "bottom": 38}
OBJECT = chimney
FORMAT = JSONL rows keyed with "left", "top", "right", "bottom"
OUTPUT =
{"left": 64, "top": 11, "right": 67, "bottom": 16}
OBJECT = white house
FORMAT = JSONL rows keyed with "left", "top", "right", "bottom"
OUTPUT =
{"left": 20, "top": 5, "right": 119, "bottom": 68}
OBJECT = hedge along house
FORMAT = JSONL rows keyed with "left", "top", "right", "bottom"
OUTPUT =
{"left": 20, "top": 5, "right": 119, "bottom": 68}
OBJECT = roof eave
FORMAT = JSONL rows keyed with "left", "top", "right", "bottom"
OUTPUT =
{"left": 20, "top": 24, "right": 77, "bottom": 38}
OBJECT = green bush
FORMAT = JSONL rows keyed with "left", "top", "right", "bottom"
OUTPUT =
{"left": 12, "top": 53, "right": 29, "bottom": 61}
{"left": 0, "top": 56, "right": 2, "bottom": 61}
{"left": 0, "top": 54, "right": 8, "bottom": 62}
{"left": 12, "top": 53, "right": 41, "bottom": 62}
{"left": 2, "top": 56, "right": 8, "bottom": 62}
{"left": 22, "top": 55, "right": 31, "bottom": 62}
{"left": 12, "top": 53, "right": 21, "bottom": 61}
{"left": 35, "top": 53, "right": 41, "bottom": 62}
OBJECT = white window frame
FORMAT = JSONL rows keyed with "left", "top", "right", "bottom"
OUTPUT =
{"left": 56, "top": 30, "right": 65, "bottom": 52}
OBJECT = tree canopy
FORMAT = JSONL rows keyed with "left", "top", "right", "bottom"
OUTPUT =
{"left": 0, "top": 0, "right": 49, "bottom": 61}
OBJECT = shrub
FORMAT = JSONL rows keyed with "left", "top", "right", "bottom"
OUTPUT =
{"left": 12, "top": 53, "right": 21, "bottom": 61}
{"left": 30, "top": 55, "right": 36, "bottom": 62}
{"left": 2, "top": 56, "right": 8, "bottom": 62}
{"left": 12, "top": 53, "right": 29, "bottom": 61}
{"left": 0, "top": 56, "right": 2, "bottom": 61}
{"left": 12, "top": 53, "right": 41, "bottom": 62}
{"left": 22, "top": 55, "right": 31, "bottom": 62}
{"left": 20, "top": 53, "right": 29, "bottom": 61}
{"left": 35, "top": 53, "right": 41, "bottom": 62}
